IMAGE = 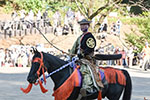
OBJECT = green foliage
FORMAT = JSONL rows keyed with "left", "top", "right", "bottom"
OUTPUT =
{"left": 48, "top": 1, "right": 78, "bottom": 12}
{"left": 14, "top": 0, "right": 48, "bottom": 14}
{"left": 125, "top": 33, "right": 144, "bottom": 52}
{"left": 132, "top": 17, "right": 150, "bottom": 39}
{"left": 142, "top": 12, "right": 150, "bottom": 17}
{"left": 126, "top": 16, "right": 150, "bottom": 52}
{"left": 3, "top": 1, "right": 13, "bottom": 13}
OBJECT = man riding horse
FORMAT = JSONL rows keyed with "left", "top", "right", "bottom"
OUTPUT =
{"left": 21, "top": 19, "right": 132, "bottom": 100}
{"left": 69, "top": 19, "right": 103, "bottom": 95}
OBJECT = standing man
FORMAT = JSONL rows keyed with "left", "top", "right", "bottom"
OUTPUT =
{"left": 116, "top": 19, "right": 122, "bottom": 36}
{"left": 70, "top": 19, "right": 103, "bottom": 95}
{"left": 141, "top": 42, "right": 150, "bottom": 70}
{"left": 127, "top": 45, "right": 134, "bottom": 67}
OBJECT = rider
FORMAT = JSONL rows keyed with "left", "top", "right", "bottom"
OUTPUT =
{"left": 69, "top": 19, "right": 103, "bottom": 95}
{"left": 70, "top": 19, "right": 96, "bottom": 59}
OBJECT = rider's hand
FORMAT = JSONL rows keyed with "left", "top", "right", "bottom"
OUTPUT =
{"left": 77, "top": 54, "right": 83, "bottom": 59}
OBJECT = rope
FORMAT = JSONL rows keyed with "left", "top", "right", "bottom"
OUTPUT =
{"left": 24, "top": 20, "right": 73, "bottom": 56}
{"left": 40, "top": 56, "right": 79, "bottom": 83}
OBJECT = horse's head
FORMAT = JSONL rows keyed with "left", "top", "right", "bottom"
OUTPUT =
{"left": 27, "top": 47, "right": 71, "bottom": 90}
{"left": 27, "top": 48, "right": 47, "bottom": 84}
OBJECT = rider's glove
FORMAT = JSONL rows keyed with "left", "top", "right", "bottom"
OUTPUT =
{"left": 77, "top": 54, "right": 83, "bottom": 59}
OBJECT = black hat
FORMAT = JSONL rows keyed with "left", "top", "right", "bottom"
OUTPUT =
{"left": 78, "top": 19, "right": 92, "bottom": 24}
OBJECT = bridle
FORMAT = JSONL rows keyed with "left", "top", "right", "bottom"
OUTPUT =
{"left": 21, "top": 52, "right": 48, "bottom": 93}
{"left": 32, "top": 52, "right": 47, "bottom": 85}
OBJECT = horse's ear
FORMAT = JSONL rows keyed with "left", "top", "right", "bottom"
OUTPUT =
{"left": 32, "top": 47, "right": 38, "bottom": 54}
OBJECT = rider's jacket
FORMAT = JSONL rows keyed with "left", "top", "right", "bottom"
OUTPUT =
{"left": 70, "top": 32, "right": 96, "bottom": 57}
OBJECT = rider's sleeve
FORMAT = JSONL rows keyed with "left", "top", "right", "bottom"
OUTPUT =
{"left": 69, "top": 36, "right": 80, "bottom": 55}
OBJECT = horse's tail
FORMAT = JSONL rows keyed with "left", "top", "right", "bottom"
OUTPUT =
{"left": 122, "top": 70, "right": 132, "bottom": 100}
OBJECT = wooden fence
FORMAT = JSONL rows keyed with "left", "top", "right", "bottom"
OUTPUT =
{"left": 0, "top": 19, "right": 53, "bottom": 39}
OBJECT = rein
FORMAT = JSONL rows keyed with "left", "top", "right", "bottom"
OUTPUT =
{"left": 21, "top": 52, "right": 79, "bottom": 94}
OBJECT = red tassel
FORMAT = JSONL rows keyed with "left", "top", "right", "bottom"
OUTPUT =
{"left": 39, "top": 80, "right": 48, "bottom": 93}
{"left": 42, "top": 68, "right": 46, "bottom": 85}
{"left": 20, "top": 83, "right": 33, "bottom": 94}
{"left": 98, "top": 91, "right": 102, "bottom": 100}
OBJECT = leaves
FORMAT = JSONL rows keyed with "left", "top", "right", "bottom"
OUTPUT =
{"left": 126, "top": 16, "right": 150, "bottom": 52}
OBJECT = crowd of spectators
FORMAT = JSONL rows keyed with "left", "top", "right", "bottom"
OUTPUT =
{"left": 9, "top": 8, "right": 84, "bottom": 36}
{"left": 1, "top": 9, "right": 147, "bottom": 69}
{"left": 0, "top": 45, "right": 33, "bottom": 67}
{"left": 96, "top": 44, "right": 141, "bottom": 68}
{"left": 0, "top": 44, "right": 58, "bottom": 67}
{"left": 98, "top": 17, "right": 122, "bottom": 41}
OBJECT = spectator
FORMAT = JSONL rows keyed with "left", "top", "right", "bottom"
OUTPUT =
{"left": 11, "top": 11, "right": 18, "bottom": 21}
{"left": 62, "top": 24, "right": 69, "bottom": 35}
{"left": 20, "top": 9, "right": 26, "bottom": 21}
{"left": 110, "top": 22, "right": 117, "bottom": 35}
{"left": 55, "top": 25, "right": 62, "bottom": 36}
{"left": 141, "top": 42, "right": 150, "bottom": 70}
{"left": 114, "top": 47, "right": 121, "bottom": 65}
{"left": 36, "top": 10, "right": 42, "bottom": 28}
{"left": 66, "top": 8, "right": 75, "bottom": 20}
{"left": 0, "top": 48, "right": 5, "bottom": 67}
{"left": 26, "top": 9, "right": 34, "bottom": 22}
{"left": 127, "top": 45, "right": 134, "bottom": 67}
{"left": 116, "top": 19, "right": 122, "bottom": 36}
{"left": 120, "top": 48, "right": 128, "bottom": 67}
{"left": 21, "top": 51, "right": 28, "bottom": 67}
{"left": 42, "top": 10, "right": 48, "bottom": 20}
{"left": 66, "top": 8, "right": 75, "bottom": 34}
{"left": 36, "top": 10, "right": 42, "bottom": 21}
{"left": 53, "top": 10, "right": 61, "bottom": 33}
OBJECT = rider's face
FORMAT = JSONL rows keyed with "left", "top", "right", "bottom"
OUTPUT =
{"left": 80, "top": 24, "right": 89, "bottom": 32}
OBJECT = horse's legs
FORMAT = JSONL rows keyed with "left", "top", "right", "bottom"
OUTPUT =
{"left": 106, "top": 84, "right": 124, "bottom": 100}
{"left": 109, "top": 90, "right": 123, "bottom": 100}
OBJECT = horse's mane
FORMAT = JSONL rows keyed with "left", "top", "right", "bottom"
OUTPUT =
{"left": 43, "top": 52, "right": 65, "bottom": 63}
{"left": 32, "top": 51, "right": 67, "bottom": 68}
{"left": 41, "top": 52, "right": 68, "bottom": 71}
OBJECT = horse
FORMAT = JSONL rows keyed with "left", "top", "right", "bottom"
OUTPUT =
{"left": 25, "top": 50, "right": 132, "bottom": 100}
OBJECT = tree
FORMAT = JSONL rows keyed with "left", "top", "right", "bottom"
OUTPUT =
{"left": 75, "top": 0, "right": 122, "bottom": 20}
{"left": 74, "top": 0, "right": 123, "bottom": 31}
{"left": 74, "top": 0, "right": 150, "bottom": 30}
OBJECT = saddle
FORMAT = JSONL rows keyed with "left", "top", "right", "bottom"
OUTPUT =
{"left": 79, "top": 59, "right": 104, "bottom": 89}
